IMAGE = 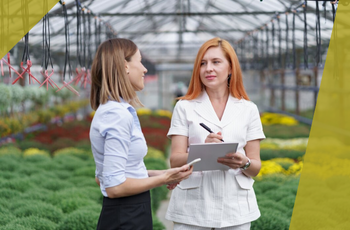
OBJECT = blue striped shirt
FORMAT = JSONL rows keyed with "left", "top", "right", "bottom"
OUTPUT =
{"left": 90, "top": 99, "right": 148, "bottom": 197}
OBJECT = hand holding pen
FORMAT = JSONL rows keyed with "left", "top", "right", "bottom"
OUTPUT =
{"left": 199, "top": 123, "right": 224, "bottom": 142}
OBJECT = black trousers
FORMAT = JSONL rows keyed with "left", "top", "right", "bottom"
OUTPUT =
{"left": 97, "top": 191, "right": 153, "bottom": 230}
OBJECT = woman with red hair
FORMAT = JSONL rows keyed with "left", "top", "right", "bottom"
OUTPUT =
{"left": 166, "top": 37, "right": 265, "bottom": 230}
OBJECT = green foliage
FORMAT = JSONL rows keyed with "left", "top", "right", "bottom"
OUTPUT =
{"left": 53, "top": 170, "right": 73, "bottom": 180}
{"left": 53, "top": 154, "right": 89, "bottom": 171}
{"left": 0, "top": 146, "right": 22, "bottom": 157}
{"left": 17, "top": 140, "right": 50, "bottom": 152}
{"left": 263, "top": 124, "right": 310, "bottom": 139}
{"left": 253, "top": 181, "right": 280, "bottom": 194}
{"left": 144, "top": 157, "right": 169, "bottom": 214}
{"left": 252, "top": 175, "right": 300, "bottom": 230}
{"left": 279, "top": 195, "right": 296, "bottom": 210}
{"left": 13, "top": 201, "right": 64, "bottom": 223}
{"left": 260, "top": 149, "right": 305, "bottom": 161}
{"left": 74, "top": 140, "right": 92, "bottom": 151}
{"left": 0, "top": 171, "right": 21, "bottom": 180}
{"left": 145, "top": 146, "right": 166, "bottom": 160}
{"left": 257, "top": 199, "right": 290, "bottom": 213}
{"left": 255, "top": 173, "right": 297, "bottom": 184}
{"left": 0, "top": 223, "right": 35, "bottom": 230}
{"left": 0, "top": 213, "right": 16, "bottom": 227}
{"left": 1, "top": 178, "right": 34, "bottom": 193}
{"left": 152, "top": 214, "right": 166, "bottom": 230}
{"left": 251, "top": 207, "right": 290, "bottom": 230}
{"left": 0, "top": 188, "right": 21, "bottom": 200}
{"left": 19, "top": 188, "right": 51, "bottom": 202}
{"left": 151, "top": 185, "right": 168, "bottom": 212}
{"left": 0, "top": 147, "right": 170, "bottom": 230}
{"left": 17, "top": 164, "right": 44, "bottom": 176}
{"left": 29, "top": 171, "right": 59, "bottom": 185}
{"left": 264, "top": 188, "right": 293, "bottom": 205}
{"left": 63, "top": 197, "right": 99, "bottom": 213}
{"left": 22, "top": 153, "right": 51, "bottom": 163}
{"left": 0, "top": 156, "right": 19, "bottom": 172}
{"left": 9, "top": 84, "right": 25, "bottom": 105}
{"left": 7, "top": 216, "right": 57, "bottom": 230}
{"left": 73, "top": 166, "right": 96, "bottom": 178}
{"left": 0, "top": 83, "right": 12, "bottom": 111}
{"left": 68, "top": 176, "right": 97, "bottom": 188}
{"left": 40, "top": 178, "right": 73, "bottom": 191}
{"left": 144, "top": 157, "right": 168, "bottom": 170}
{"left": 49, "top": 138, "right": 77, "bottom": 152}
{"left": 56, "top": 209, "right": 99, "bottom": 230}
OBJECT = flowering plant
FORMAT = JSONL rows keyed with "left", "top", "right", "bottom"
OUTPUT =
{"left": 23, "top": 148, "right": 50, "bottom": 157}
{"left": 261, "top": 112, "right": 299, "bottom": 126}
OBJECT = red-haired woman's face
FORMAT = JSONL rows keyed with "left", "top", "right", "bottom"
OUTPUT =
{"left": 199, "top": 46, "right": 231, "bottom": 91}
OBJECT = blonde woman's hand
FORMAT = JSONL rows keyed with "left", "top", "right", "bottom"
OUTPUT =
{"left": 163, "top": 164, "right": 193, "bottom": 185}
{"left": 166, "top": 182, "right": 179, "bottom": 190}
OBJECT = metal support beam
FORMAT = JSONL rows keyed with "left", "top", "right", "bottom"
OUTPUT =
{"left": 50, "top": 10, "right": 290, "bottom": 17}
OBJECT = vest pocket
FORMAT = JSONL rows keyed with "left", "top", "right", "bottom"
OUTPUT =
{"left": 172, "top": 173, "right": 202, "bottom": 216}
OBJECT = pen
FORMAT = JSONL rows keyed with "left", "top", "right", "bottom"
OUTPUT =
{"left": 199, "top": 123, "right": 224, "bottom": 142}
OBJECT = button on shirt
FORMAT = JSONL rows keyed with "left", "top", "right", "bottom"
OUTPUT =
{"left": 89, "top": 100, "right": 148, "bottom": 197}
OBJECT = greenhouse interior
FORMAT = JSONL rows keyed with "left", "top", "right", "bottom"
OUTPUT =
{"left": 0, "top": 0, "right": 342, "bottom": 229}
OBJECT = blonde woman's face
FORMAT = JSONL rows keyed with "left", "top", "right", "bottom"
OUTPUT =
{"left": 127, "top": 49, "right": 148, "bottom": 91}
{"left": 199, "top": 46, "right": 231, "bottom": 91}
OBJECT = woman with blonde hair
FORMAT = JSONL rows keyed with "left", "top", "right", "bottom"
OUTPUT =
{"left": 166, "top": 37, "right": 265, "bottom": 230}
{"left": 89, "top": 38, "right": 193, "bottom": 230}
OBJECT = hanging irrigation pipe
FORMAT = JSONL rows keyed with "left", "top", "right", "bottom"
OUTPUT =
{"left": 271, "top": 18, "right": 275, "bottom": 69}
{"left": 277, "top": 15, "right": 282, "bottom": 68}
{"left": 235, "top": 1, "right": 337, "bottom": 71}
{"left": 285, "top": 12, "right": 289, "bottom": 68}
{"left": 303, "top": 2, "right": 308, "bottom": 69}
{"left": 265, "top": 24, "right": 269, "bottom": 69}
{"left": 39, "top": 2, "right": 59, "bottom": 91}
{"left": 315, "top": 1, "right": 322, "bottom": 66}
{"left": 11, "top": 0, "right": 40, "bottom": 85}
{"left": 56, "top": 0, "right": 79, "bottom": 96}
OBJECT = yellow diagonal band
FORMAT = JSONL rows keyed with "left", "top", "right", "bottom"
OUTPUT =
{"left": 0, "top": 0, "right": 59, "bottom": 58}
{"left": 290, "top": 2, "right": 350, "bottom": 230}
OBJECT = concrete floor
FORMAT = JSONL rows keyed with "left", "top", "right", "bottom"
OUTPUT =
{"left": 156, "top": 191, "right": 173, "bottom": 230}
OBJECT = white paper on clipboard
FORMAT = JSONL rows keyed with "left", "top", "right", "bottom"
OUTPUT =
{"left": 187, "top": 142, "right": 238, "bottom": 171}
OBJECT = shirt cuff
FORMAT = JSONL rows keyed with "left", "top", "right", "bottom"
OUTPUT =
{"left": 167, "top": 127, "right": 188, "bottom": 139}
{"left": 246, "top": 132, "right": 266, "bottom": 142}
{"left": 103, "top": 174, "right": 126, "bottom": 188}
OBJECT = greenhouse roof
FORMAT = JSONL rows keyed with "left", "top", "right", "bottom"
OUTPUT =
{"left": 26, "top": 0, "right": 337, "bottom": 64}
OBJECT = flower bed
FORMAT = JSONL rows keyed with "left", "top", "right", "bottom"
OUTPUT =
{"left": 0, "top": 146, "right": 168, "bottom": 230}
{"left": 249, "top": 112, "right": 310, "bottom": 229}
{"left": 0, "top": 100, "right": 89, "bottom": 139}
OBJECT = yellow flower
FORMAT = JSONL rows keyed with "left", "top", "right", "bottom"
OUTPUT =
{"left": 23, "top": 148, "right": 50, "bottom": 157}
{"left": 260, "top": 112, "right": 299, "bottom": 126}
{"left": 257, "top": 161, "right": 285, "bottom": 177}
{"left": 145, "top": 146, "right": 166, "bottom": 160}
{"left": 154, "top": 109, "right": 172, "bottom": 119}
{"left": 257, "top": 158, "right": 304, "bottom": 177}
{"left": 286, "top": 161, "right": 303, "bottom": 175}
{"left": 136, "top": 108, "right": 152, "bottom": 116}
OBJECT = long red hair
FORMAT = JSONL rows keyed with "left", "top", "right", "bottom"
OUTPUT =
{"left": 179, "top": 37, "right": 249, "bottom": 100}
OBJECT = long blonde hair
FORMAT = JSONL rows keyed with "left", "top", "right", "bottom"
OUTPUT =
{"left": 90, "top": 38, "right": 142, "bottom": 110}
{"left": 179, "top": 37, "right": 249, "bottom": 100}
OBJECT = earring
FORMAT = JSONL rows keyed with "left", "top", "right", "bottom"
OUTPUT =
{"left": 227, "top": 74, "right": 231, "bottom": 87}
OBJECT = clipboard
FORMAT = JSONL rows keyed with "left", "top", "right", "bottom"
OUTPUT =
{"left": 187, "top": 142, "right": 238, "bottom": 171}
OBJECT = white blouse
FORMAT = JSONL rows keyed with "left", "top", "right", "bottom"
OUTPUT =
{"left": 165, "top": 90, "right": 265, "bottom": 228}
